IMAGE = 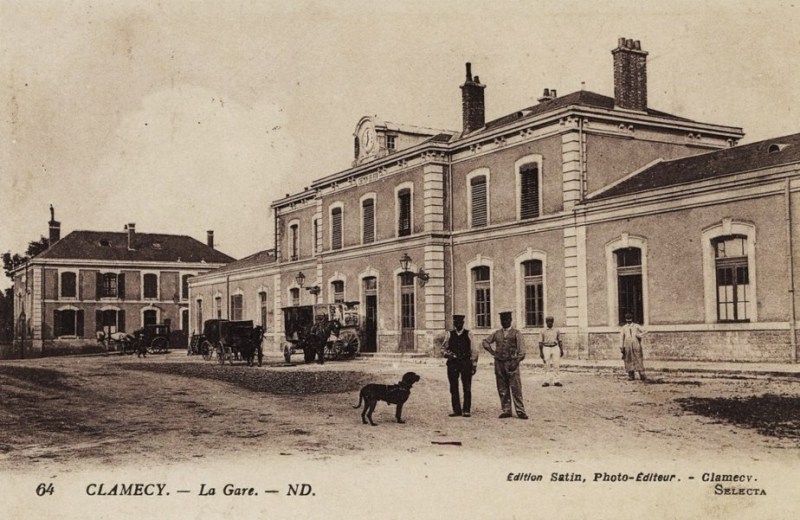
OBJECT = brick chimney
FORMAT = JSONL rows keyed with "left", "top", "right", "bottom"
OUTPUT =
{"left": 612, "top": 37, "right": 648, "bottom": 112}
{"left": 48, "top": 204, "right": 60, "bottom": 245}
{"left": 460, "top": 62, "right": 486, "bottom": 134}
{"left": 125, "top": 223, "right": 136, "bottom": 250}
{"left": 207, "top": 230, "right": 214, "bottom": 249}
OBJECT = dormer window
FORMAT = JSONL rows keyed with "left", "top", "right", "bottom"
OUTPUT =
{"left": 386, "top": 135, "right": 396, "bottom": 151}
{"left": 99, "top": 239, "right": 111, "bottom": 247}
{"left": 768, "top": 143, "right": 789, "bottom": 154}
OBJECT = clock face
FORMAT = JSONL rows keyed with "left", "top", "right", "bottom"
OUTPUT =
{"left": 362, "top": 127, "right": 376, "bottom": 153}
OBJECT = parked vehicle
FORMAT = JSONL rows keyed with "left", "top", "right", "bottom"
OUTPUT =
{"left": 129, "top": 323, "right": 171, "bottom": 354}
{"left": 193, "top": 319, "right": 264, "bottom": 366}
{"left": 281, "top": 302, "right": 361, "bottom": 363}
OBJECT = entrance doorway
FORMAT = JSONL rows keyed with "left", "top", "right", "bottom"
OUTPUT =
{"left": 362, "top": 277, "right": 378, "bottom": 352}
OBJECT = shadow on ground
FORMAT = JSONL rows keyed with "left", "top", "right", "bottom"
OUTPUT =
{"left": 677, "top": 393, "right": 800, "bottom": 440}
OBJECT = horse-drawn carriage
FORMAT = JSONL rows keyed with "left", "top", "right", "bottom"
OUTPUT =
{"left": 282, "top": 302, "right": 361, "bottom": 363}
{"left": 97, "top": 323, "right": 170, "bottom": 355}
{"left": 191, "top": 319, "right": 264, "bottom": 366}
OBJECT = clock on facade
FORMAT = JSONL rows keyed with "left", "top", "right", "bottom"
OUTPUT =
{"left": 362, "top": 126, "right": 376, "bottom": 153}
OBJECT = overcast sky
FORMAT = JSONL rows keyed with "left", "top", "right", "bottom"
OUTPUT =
{"left": 2, "top": 0, "right": 800, "bottom": 290}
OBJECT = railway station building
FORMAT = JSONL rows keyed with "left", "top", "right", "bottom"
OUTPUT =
{"left": 190, "top": 38, "right": 800, "bottom": 363}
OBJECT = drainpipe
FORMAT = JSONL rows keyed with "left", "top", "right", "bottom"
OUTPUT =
{"left": 786, "top": 178, "right": 797, "bottom": 363}
{"left": 578, "top": 117, "right": 586, "bottom": 201}
{"left": 448, "top": 154, "right": 455, "bottom": 330}
{"left": 226, "top": 275, "right": 231, "bottom": 319}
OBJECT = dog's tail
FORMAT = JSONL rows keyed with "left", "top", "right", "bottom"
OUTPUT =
{"left": 353, "top": 389, "right": 364, "bottom": 409}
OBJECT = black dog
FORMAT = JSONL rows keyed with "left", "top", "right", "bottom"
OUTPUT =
{"left": 353, "top": 372, "right": 421, "bottom": 426}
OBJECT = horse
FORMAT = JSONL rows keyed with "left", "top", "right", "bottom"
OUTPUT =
{"left": 96, "top": 330, "right": 139, "bottom": 355}
{"left": 303, "top": 319, "right": 341, "bottom": 364}
{"left": 236, "top": 325, "right": 265, "bottom": 367}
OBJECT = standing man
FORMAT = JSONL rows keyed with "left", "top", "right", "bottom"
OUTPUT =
{"left": 620, "top": 312, "right": 647, "bottom": 381}
{"left": 539, "top": 316, "right": 563, "bottom": 387}
{"left": 482, "top": 311, "right": 528, "bottom": 420}
{"left": 441, "top": 314, "right": 478, "bottom": 418}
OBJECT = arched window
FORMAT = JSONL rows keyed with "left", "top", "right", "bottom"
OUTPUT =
{"left": 330, "top": 206, "right": 343, "bottom": 250}
{"left": 332, "top": 280, "right": 345, "bottom": 303}
{"left": 713, "top": 235, "right": 750, "bottom": 322}
{"left": 522, "top": 260, "right": 544, "bottom": 327}
{"left": 615, "top": 247, "right": 643, "bottom": 324}
{"left": 290, "top": 288, "right": 300, "bottom": 307}
{"left": 230, "top": 293, "right": 244, "bottom": 320}
{"left": 516, "top": 155, "right": 543, "bottom": 221}
{"left": 362, "top": 197, "right": 375, "bottom": 244}
{"left": 472, "top": 266, "right": 492, "bottom": 328}
{"left": 259, "top": 291, "right": 269, "bottom": 329}
{"left": 468, "top": 170, "right": 489, "bottom": 228}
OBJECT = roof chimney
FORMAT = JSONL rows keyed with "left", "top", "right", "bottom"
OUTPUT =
{"left": 48, "top": 204, "right": 60, "bottom": 245}
{"left": 612, "top": 37, "right": 648, "bottom": 112}
{"left": 126, "top": 223, "right": 136, "bottom": 250}
{"left": 207, "top": 230, "right": 214, "bottom": 249}
{"left": 460, "top": 62, "right": 486, "bottom": 134}
{"left": 537, "top": 88, "right": 557, "bottom": 103}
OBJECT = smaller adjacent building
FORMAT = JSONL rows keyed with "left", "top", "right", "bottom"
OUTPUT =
{"left": 12, "top": 210, "right": 234, "bottom": 355}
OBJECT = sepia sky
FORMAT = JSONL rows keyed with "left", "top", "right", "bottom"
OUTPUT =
{"left": 2, "top": 0, "right": 800, "bottom": 289}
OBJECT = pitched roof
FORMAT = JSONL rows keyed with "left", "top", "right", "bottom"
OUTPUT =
{"left": 35, "top": 230, "right": 235, "bottom": 264}
{"left": 479, "top": 90, "right": 694, "bottom": 135}
{"left": 588, "top": 132, "right": 800, "bottom": 201}
{"left": 197, "top": 248, "right": 275, "bottom": 277}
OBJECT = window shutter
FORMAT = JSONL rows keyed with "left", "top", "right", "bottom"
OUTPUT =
{"left": 332, "top": 208, "right": 342, "bottom": 250}
{"left": 118, "top": 273, "right": 126, "bottom": 300}
{"left": 471, "top": 176, "right": 487, "bottom": 227}
{"left": 77, "top": 310, "right": 84, "bottom": 337}
{"left": 96, "top": 310, "right": 103, "bottom": 331}
{"left": 118, "top": 310, "right": 125, "bottom": 333}
{"left": 520, "top": 164, "right": 539, "bottom": 219}
{"left": 363, "top": 199, "right": 375, "bottom": 243}
{"left": 53, "top": 310, "right": 61, "bottom": 338}
{"left": 96, "top": 272, "right": 102, "bottom": 299}
{"left": 398, "top": 191, "right": 411, "bottom": 236}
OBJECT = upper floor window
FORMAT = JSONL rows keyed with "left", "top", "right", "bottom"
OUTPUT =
{"left": 522, "top": 260, "right": 544, "bottom": 327}
{"left": 230, "top": 294, "right": 243, "bottom": 321}
{"left": 312, "top": 218, "right": 320, "bottom": 255}
{"left": 517, "top": 156, "right": 542, "bottom": 220}
{"left": 331, "top": 206, "right": 343, "bottom": 250}
{"left": 143, "top": 273, "right": 158, "bottom": 299}
{"left": 472, "top": 266, "right": 491, "bottom": 328}
{"left": 60, "top": 272, "right": 77, "bottom": 298}
{"left": 362, "top": 197, "right": 375, "bottom": 244}
{"left": 469, "top": 173, "right": 488, "bottom": 228}
{"left": 182, "top": 274, "right": 193, "bottom": 300}
{"left": 289, "top": 222, "right": 299, "bottom": 260}
{"left": 397, "top": 187, "right": 412, "bottom": 237}
{"left": 714, "top": 235, "right": 749, "bottom": 322}
{"left": 98, "top": 272, "right": 124, "bottom": 299}
{"left": 386, "top": 135, "right": 396, "bottom": 151}
{"left": 332, "top": 280, "right": 345, "bottom": 303}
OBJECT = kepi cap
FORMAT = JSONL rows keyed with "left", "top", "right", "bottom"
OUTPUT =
{"left": 499, "top": 311, "right": 513, "bottom": 319}
{"left": 452, "top": 314, "right": 465, "bottom": 320}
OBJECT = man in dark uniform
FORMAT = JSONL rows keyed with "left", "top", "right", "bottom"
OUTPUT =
{"left": 441, "top": 314, "right": 478, "bottom": 417}
{"left": 482, "top": 311, "right": 528, "bottom": 419}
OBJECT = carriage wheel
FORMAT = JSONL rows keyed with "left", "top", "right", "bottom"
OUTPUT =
{"left": 324, "top": 341, "right": 336, "bottom": 361}
{"left": 338, "top": 332, "right": 361, "bottom": 359}
{"left": 151, "top": 336, "right": 168, "bottom": 353}
{"left": 201, "top": 340, "right": 213, "bottom": 361}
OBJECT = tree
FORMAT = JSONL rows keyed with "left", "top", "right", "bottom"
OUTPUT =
{"left": 2, "top": 236, "right": 49, "bottom": 279}
{"left": 0, "top": 287, "right": 13, "bottom": 342}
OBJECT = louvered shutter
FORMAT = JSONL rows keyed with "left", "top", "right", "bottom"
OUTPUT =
{"left": 398, "top": 190, "right": 411, "bottom": 236}
{"left": 118, "top": 273, "right": 125, "bottom": 300}
{"left": 96, "top": 272, "right": 103, "bottom": 299}
{"left": 332, "top": 208, "right": 342, "bottom": 250}
{"left": 362, "top": 199, "right": 375, "bottom": 243}
{"left": 76, "top": 310, "right": 84, "bottom": 337}
{"left": 96, "top": 310, "right": 103, "bottom": 331}
{"left": 471, "top": 176, "right": 487, "bottom": 227}
{"left": 118, "top": 310, "right": 125, "bottom": 333}
{"left": 53, "top": 310, "right": 61, "bottom": 338}
{"left": 520, "top": 163, "right": 540, "bottom": 219}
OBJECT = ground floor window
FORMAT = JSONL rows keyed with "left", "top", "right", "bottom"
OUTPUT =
{"left": 522, "top": 260, "right": 544, "bottom": 327}
{"left": 714, "top": 235, "right": 749, "bottom": 322}
{"left": 615, "top": 247, "right": 643, "bottom": 325}
{"left": 143, "top": 309, "right": 157, "bottom": 326}
{"left": 231, "top": 294, "right": 243, "bottom": 320}
{"left": 472, "top": 266, "right": 491, "bottom": 328}
{"left": 53, "top": 309, "right": 84, "bottom": 337}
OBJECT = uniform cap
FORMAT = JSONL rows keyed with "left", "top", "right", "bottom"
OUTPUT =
{"left": 545, "top": 316, "right": 554, "bottom": 321}
{"left": 453, "top": 314, "right": 465, "bottom": 320}
{"left": 499, "top": 311, "right": 513, "bottom": 319}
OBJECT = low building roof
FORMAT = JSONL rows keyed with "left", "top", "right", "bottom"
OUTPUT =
{"left": 588, "top": 132, "right": 800, "bottom": 201}
{"left": 35, "top": 230, "right": 235, "bottom": 264}
{"left": 194, "top": 248, "right": 276, "bottom": 278}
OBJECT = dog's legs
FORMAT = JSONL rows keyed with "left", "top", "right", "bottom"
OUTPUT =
{"left": 367, "top": 400, "right": 378, "bottom": 426}
{"left": 361, "top": 404, "right": 368, "bottom": 424}
{"left": 395, "top": 403, "right": 405, "bottom": 424}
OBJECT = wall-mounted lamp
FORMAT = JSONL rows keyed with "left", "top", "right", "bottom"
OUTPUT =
{"left": 296, "top": 271, "right": 321, "bottom": 295}
{"left": 399, "top": 253, "right": 429, "bottom": 286}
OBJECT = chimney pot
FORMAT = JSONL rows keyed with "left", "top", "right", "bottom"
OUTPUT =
{"left": 48, "top": 205, "right": 60, "bottom": 245}
{"left": 552, "top": 89, "right": 557, "bottom": 97}
{"left": 207, "top": 230, "right": 215, "bottom": 249}
{"left": 465, "top": 62, "right": 472, "bottom": 80}
{"left": 127, "top": 223, "right": 136, "bottom": 250}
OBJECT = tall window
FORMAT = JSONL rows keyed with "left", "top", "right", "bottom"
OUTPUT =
{"left": 714, "top": 236, "right": 750, "bottom": 322}
{"left": 60, "top": 272, "right": 77, "bottom": 298}
{"left": 182, "top": 274, "right": 193, "bottom": 300}
{"left": 312, "top": 218, "right": 320, "bottom": 255}
{"left": 98, "top": 272, "right": 124, "bottom": 298}
{"left": 519, "top": 162, "right": 540, "bottom": 220}
{"left": 143, "top": 309, "right": 157, "bottom": 326}
{"left": 291, "top": 288, "right": 300, "bottom": 307}
{"left": 290, "top": 223, "right": 299, "bottom": 260}
{"left": 397, "top": 189, "right": 411, "bottom": 237}
{"left": 331, "top": 207, "right": 343, "bottom": 250}
{"left": 53, "top": 309, "right": 84, "bottom": 337}
{"left": 615, "top": 247, "right": 643, "bottom": 324}
{"left": 259, "top": 291, "right": 268, "bottom": 329}
{"left": 332, "top": 281, "right": 345, "bottom": 303}
{"left": 470, "top": 175, "right": 488, "bottom": 227}
{"left": 96, "top": 309, "right": 124, "bottom": 333}
{"left": 399, "top": 273, "right": 415, "bottom": 326}
{"left": 196, "top": 300, "right": 203, "bottom": 332}
{"left": 230, "top": 294, "right": 243, "bottom": 320}
{"left": 522, "top": 260, "right": 544, "bottom": 327}
{"left": 472, "top": 266, "right": 491, "bottom": 328}
{"left": 362, "top": 198, "right": 375, "bottom": 244}
{"left": 215, "top": 296, "right": 222, "bottom": 318}
{"left": 143, "top": 273, "right": 158, "bottom": 299}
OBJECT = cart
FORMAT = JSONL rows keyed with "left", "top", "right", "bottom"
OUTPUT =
{"left": 281, "top": 302, "right": 361, "bottom": 363}
{"left": 196, "top": 319, "right": 264, "bottom": 366}
{"left": 130, "top": 323, "right": 171, "bottom": 354}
